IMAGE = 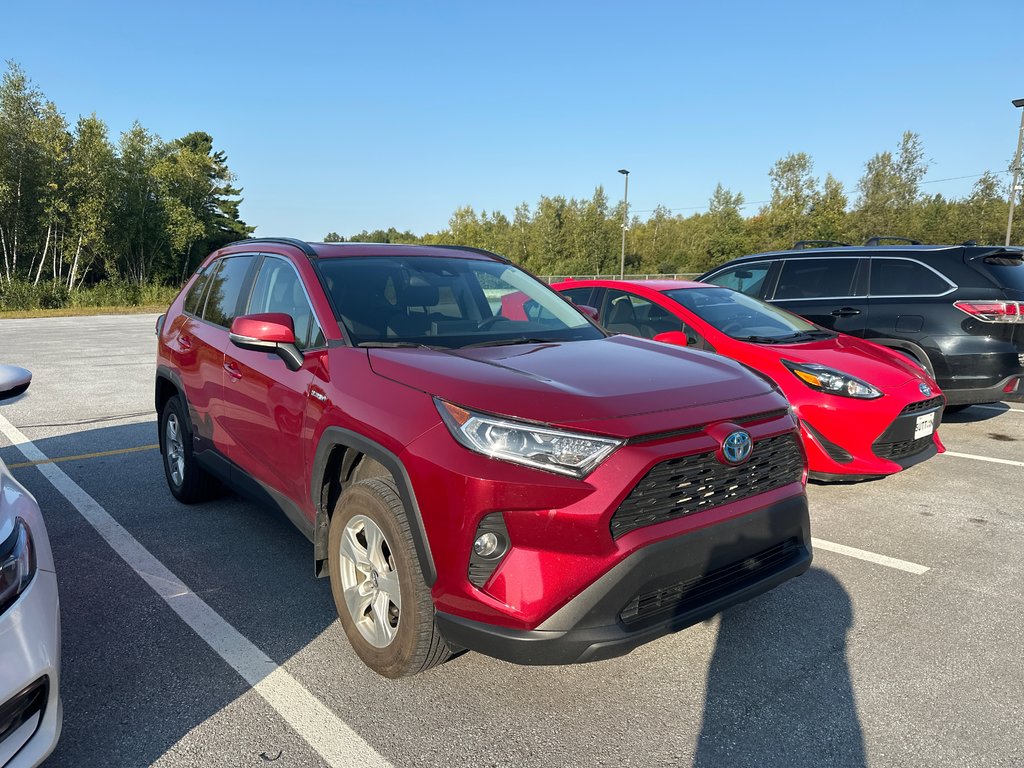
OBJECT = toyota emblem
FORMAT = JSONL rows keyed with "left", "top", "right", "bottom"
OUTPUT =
{"left": 721, "top": 430, "right": 753, "bottom": 465}
{"left": 919, "top": 383, "right": 932, "bottom": 397}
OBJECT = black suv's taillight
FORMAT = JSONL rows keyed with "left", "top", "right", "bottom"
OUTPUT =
{"left": 953, "top": 300, "right": 1024, "bottom": 323}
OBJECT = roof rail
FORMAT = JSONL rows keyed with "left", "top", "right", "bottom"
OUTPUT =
{"left": 434, "top": 244, "right": 512, "bottom": 263}
{"left": 863, "top": 236, "right": 923, "bottom": 247}
{"left": 791, "top": 240, "right": 850, "bottom": 249}
{"left": 226, "top": 237, "right": 319, "bottom": 259}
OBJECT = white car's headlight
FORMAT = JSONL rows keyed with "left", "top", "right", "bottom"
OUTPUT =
{"left": 0, "top": 518, "right": 36, "bottom": 614}
{"left": 436, "top": 399, "right": 621, "bottom": 478}
{"left": 782, "top": 360, "right": 882, "bottom": 399}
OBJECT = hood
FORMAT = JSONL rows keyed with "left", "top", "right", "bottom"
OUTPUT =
{"left": 367, "top": 336, "right": 777, "bottom": 437}
{"left": 765, "top": 334, "right": 928, "bottom": 391}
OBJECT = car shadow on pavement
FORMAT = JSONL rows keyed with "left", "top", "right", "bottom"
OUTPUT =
{"left": 1, "top": 421, "right": 340, "bottom": 767}
{"left": 693, "top": 567, "right": 866, "bottom": 768}
{"left": 940, "top": 404, "right": 1012, "bottom": 423}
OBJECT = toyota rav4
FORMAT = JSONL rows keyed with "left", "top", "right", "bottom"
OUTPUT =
{"left": 155, "top": 238, "right": 812, "bottom": 677}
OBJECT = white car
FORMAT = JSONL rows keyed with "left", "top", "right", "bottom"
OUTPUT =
{"left": 0, "top": 367, "right": 61, "bottom": 767}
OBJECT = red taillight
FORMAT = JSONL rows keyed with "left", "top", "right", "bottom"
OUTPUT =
{"left": 953, "top": 300, "right": 1024, "bottom": 323}
{"left": 1004, "top": 378, "right": 1020, "bottom": 394}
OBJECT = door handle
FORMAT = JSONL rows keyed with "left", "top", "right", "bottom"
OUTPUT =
{"left": 831, "top": 307, "right": 861, "bottom": 317}
{"left": 178, "top": 335, "right": 193, "bottom": 350}
{"left": 223, "top": 361, "right": 242, "bottom": 380}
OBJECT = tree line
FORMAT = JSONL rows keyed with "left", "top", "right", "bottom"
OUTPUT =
{"left": 0, "top": 62, "right": 250, "bottom": 305}
{"left": 327, "top": 132, "right": 1019, "bottom": 277}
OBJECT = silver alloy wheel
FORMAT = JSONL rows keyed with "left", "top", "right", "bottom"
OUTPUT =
{"left": 164, "top": 412, "right": 186, "bottom": 488}
{"left": 338, "top": 514, "right": 402, "bottom": 648}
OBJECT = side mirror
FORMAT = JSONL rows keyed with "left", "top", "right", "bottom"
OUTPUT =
{"left": 0, "top": 365, "right": 31, "bottom": 400}
{"left": 578, "top": 305, "right": 600, "bottom": 322}
{"left": 653, "top": 331, "right": 689, "bottom": 347}
{"left": 229, "top": 313, "right": 304, "bottom": 371}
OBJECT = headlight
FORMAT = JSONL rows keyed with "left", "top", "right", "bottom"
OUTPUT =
{"left": 436, "top": 399, "right": 622, "bottom": 478}
{"left": 782, "top": 360, "right": 882, "bottom": 399}
{"left": 0, "top": 518, "right": 36, "bottom": 614}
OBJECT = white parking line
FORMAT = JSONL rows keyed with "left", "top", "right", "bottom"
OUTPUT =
{"left": 811, "top": 538, "right": 930, "bottom": 575}
{"left": 942, "top": 451, "right": 1024, "bottom": 468}
{"left": 0, "top": 414, "right": 391, "bottom": 768}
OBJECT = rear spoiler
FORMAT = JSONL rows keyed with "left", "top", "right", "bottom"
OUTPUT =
{"left": 969, "top": 248, "right": 1024, "bottom": 266}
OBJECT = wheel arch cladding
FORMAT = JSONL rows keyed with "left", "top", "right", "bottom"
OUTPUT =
{"left": 312, "top": 427, "right": 437, "bottom": 585}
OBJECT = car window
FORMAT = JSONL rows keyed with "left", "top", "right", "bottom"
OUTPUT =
{"left": 558, "top": 287, "right": 595, "bottom": 307}
{"left": 704, "top": 262, "right": 772, "bottom": 297}
{"left": 202, "top": 255, "right": 256, "bottom": 328}
{"left": 247, "top": 257, "right": 324, "bottom": 350}
{"left": 603, "top": 289, "right": 687, "bottom": 339}
{"left": 773, "top": 258, "right": 861, "bottom": 300}
{"left": 183, "top": 264, "right": 214, "bottom": 316}
{"left": 869, "top": 258, "right": 953, "bottom": 296}
{"left": 316, "top": 256, "right": 603, "bottom": 348}
{"left": 666, "top": 286, "right": 820, "bottom": 341}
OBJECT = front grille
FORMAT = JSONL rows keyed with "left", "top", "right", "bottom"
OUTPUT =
{"left": 900, "top": 396, "right": 944, "bottom": 415}
{"left": 609, "top": 433, "right": 803, "bottom": 538}
{"left": 620, "top": 537, "right": 803, "bottom": 625}
{"left": 874, "top": 434, "right": 933, "bottom": 460}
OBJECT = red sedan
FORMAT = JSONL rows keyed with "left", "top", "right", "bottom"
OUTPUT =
{"left": 553, "top": 279, "right": 945, "bottom": 481}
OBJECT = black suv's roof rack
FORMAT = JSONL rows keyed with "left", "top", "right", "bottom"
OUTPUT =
{"left": 227, "top": 237, "right": 319, "bottom": 259}
{"left": 863, "top": 236, "right": 923, "bottom": 246}
{"left": 791, "top": 240, "right": 850, "bottom": 249}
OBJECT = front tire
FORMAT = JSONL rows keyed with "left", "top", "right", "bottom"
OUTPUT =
{"left": 328, "top": 477, "right": 450, "bottom": 677}
{"left": 159, "top": 396, "right": 217, "bottom": 503}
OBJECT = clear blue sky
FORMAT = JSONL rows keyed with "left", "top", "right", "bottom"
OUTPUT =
{"left": 2, "top": 0, "right": 1021, "bottom": 239}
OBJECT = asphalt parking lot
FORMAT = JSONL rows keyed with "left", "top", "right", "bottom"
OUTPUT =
{"left": 1, "top": 314, "right": 1022, "bottom": 768}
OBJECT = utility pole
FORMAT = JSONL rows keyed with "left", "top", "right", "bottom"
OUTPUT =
{"left": 1005, "top": 99, "right": 1024, "bottom": 246}
{"left": 618, "top": 169, "right": 629, "bottom": 278}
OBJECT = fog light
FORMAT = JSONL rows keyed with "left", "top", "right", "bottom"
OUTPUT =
{"left": 474, "top": 532, "right": 504, "bottom": 558}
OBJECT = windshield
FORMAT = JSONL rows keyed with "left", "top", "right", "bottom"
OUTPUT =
{"left": 663, "top": 286, "right": 829, "bottom": 342}
{"left": 316, "top": 256, "right": 603, "bottom": 348}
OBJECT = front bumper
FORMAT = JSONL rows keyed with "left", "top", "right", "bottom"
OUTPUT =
{"left": 0, "top": 571, "right": 62, "bottom": 768}
{"left": 435, "top": 493, "right": 810, "bottom": 665}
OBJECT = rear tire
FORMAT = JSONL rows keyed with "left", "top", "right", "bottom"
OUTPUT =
{"left": 159, "top": 396, "right": 218, "bottom": 503}
{"left": 328, "top": 477, "right": 451, "bottom": 678}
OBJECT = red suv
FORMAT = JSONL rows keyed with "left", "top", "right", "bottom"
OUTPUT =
{"left": 155, "top": 238, "right": 812, "bottom": 677}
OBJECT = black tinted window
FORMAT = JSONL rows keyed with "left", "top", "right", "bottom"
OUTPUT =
{"left": 870, "top": 258, "right": 951, "bottom": 296}
{"left": 203, "top": 256, "right": 255, "bottom": 327}
{"left": 247, "top": 258, "right": 322, "bottom": 349}
{"left": 706, "top": 262, "right": 771, "bottom": 296}
{"left": 559, "top": 287, "right": 595, "bottom": 306}
{"left": 774, "top": 258, "right": 860, "bottom": 299}
{"left": 183, "top": 265, "right": 213, "bottom": 316}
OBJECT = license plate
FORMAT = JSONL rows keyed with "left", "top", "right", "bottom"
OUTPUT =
{"left": 914, "top": 412, "right": 935, "bottom": 440}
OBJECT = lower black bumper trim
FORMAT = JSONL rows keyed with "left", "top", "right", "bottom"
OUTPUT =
{"left": 942, "top": 374, "right": 1021, "bottom": 405}
{"left": 436, "top": 493, "right": 811, "bottom": 666}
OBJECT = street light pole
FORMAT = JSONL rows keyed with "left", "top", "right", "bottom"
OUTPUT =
{"left": 618, "top": 169, "right": 629, "bottom": 278}
{"left": 1005, "top": 98, "right": 1024, "bottom": 246}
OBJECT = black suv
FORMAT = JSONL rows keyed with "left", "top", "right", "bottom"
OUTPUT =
{"left": 699, "top": 240, "right": 1024, "bottom": 407}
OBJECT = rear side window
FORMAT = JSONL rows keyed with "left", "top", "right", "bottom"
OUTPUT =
{"left": 247, "top": 257, "right": 324, "bottom": 350}
{"left": 870, "top": 258, "right": 953, "bottom": 296}
{"left": 774, "top": 258, "right": 860, "bottom": 300}
{"left": 558, "top": 287, "right": 596, "bottom": 306}
{"left": 203, "top": 255, "right": 256, "bottom": 328}
{"left": 705, "top": 262, "right": 771, "bottom": 297}
{"left": 979, "top": 259, "right": 1024, "bottom": 293}
{"left": 183, "top": 265, "right": 213, "bottom": 316}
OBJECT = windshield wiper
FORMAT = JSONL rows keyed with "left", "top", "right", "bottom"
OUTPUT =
{"left": 461, "top": 337, "right": 559, "bottom": 349}
{"left": 734, "top": 334, "right": 792, "bottom": 344}
{"left": 357, "top": 341, "right": 439, "bottom": 349}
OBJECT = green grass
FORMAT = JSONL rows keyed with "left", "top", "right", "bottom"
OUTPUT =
{"left": 0, "top": 279, "right": 179, "bottom": 317}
